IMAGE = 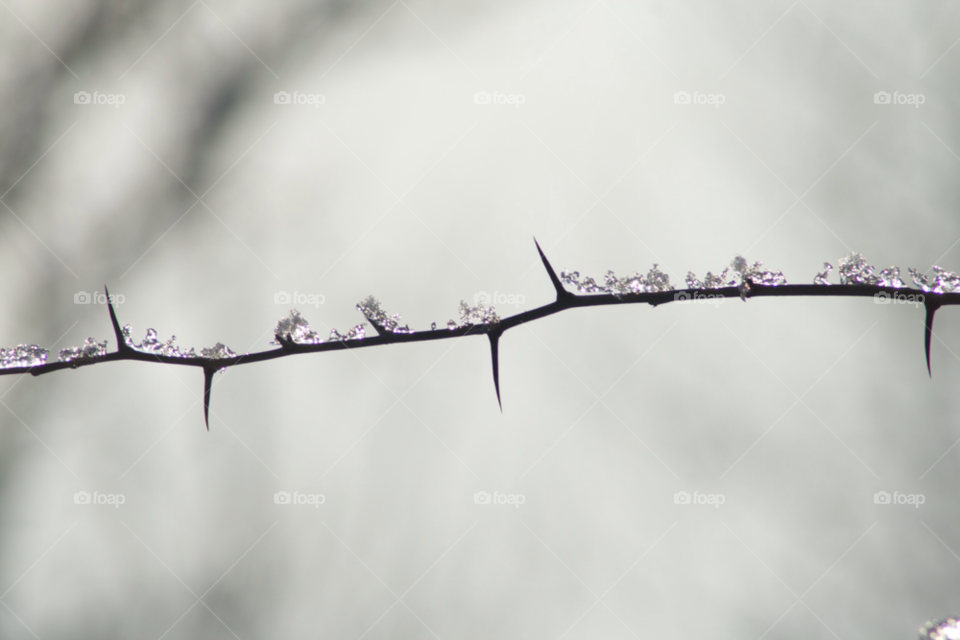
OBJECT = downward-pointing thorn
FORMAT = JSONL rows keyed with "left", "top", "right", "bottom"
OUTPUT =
{"left": 488, "top": 330, "right": 502, "bottom": 412}
{"left": 924, "top": 299, "right": 941, "bottom": 378}
{"left": 534, "top": 237, "right": 571, "bottom": 303}
{"left": 203, "top": 367, "right": 215, "bottom": 431}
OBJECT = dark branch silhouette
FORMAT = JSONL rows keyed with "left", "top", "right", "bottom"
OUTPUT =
{"left": 2, "top": 239, "right": 958, "bottom": 429}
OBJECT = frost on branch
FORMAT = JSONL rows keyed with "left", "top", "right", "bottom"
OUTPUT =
{"left": 561, "top": 264, "right": 674, "bottom": 296}
{"left": 201, "top": 343, "right": 237, "bottom": 359}
{"left": 59, "top": 338, "right": 107, "bottom": 363}
{"left": 329, "top": 325, "right": 366, "bottom": 341}
{"left": 357, "top": 296, "right": 413, "bottom": 334}
{"left": 273, "top": 309, "right": 322, "bottom": 345}
{"left": 817, "top": 252, "right": 906, "bottom": 287}
{"left": 456, "top": 301, "right": 500, "bottom": 326}
{"left": 123, "top": 325, "right": 198, "bottom": 358}
{"left": 920, "top": 617, "right": 960, "bottom": 640}
{"left": 909, "top": 266, "right": 960, "bottom": 293}
{"left": 0, "top": 344, "right": 48, "bottom": 369}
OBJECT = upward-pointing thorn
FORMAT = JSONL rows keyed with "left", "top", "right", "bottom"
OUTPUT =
{"left": 104, "top": 285, "right": 129, "bottom": 353}
{"left": 488, "top": 330, "right": 502, "bottom": 412}
{"left": 534, "top": 237, "right": 572, "bottom": 303}
{"left": 203, "top": 367, "right": 215, "bottom": 431}
{"left": 924, "top": 299, "right": 941, "bottom": 378}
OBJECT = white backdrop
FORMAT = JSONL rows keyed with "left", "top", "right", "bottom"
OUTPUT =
{"left": 1, "top": 1, "right": 959, "bottom": 638}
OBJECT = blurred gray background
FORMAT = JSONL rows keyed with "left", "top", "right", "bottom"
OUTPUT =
{"left": 0, "top": 0, "right": 958, "bottom": 638}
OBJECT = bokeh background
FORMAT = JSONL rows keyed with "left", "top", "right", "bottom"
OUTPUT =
{"left": 0, "top": 1, "right": 958, "bottom": 638}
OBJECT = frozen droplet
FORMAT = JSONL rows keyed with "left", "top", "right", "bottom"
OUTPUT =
{"left": 201, "top": 342, "right": 237, "bottom": 359}
{"left": 273, "top": 309, "right": 322, "bottom": 345}
{"left": 878, "top": 267, "right": 905, "bottom": 288}
{"left": 356, "top": 296, "right": 412, "bottom": 334}
{"left": 458, "top": 301, "right": 500, "bottom": 326}
{"left": 931, "top": 266, "right": 960, "bottom": 293}
{"left": 447, "top": 320, "right": 457, "bottom": 330}
{"left": 920, "top": 617, "right": 960, "bottom": 640}
{"left": 685, "top": 272, "right": 703, "bottom": 289}
{"left": 0, "top": 344, "right": 48, "bottom": 369}
{"left": 59, "top": 337, "right": 107, "bottom": 363}
{"left": 704, "top": 268, "right": 736, "bottom": 289}
{"left": 329, "top": 324, "right": 366, "bottom": 341}
{"left": 838, "top": 252, "right": 880, "bottom": 285}
{"left": 124, "top": 326, "right": 198, "bottom": 358}
{"left": 431, "top": 322, "right": 437, "bottom": 331}
{"left": 814, "top": 263, "right": 833, "bottom": 285}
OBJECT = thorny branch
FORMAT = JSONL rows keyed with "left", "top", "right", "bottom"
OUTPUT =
{"left": 1, "top": 240, "right": 958, "bottom": 429}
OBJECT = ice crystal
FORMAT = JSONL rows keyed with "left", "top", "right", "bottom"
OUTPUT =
{"left": 685, "top": 272, "right": 703, "bottom": 289}
{"left": 356, "top": 296, "right": 412, "bottom": 334}
{"left": 920, "top": 617, "right": 960, "bottom": 640}
{"left": 458, "top": 301, "right": 500, "bottom": 326}
{"left": 273, "top": 309, "right": 322, "bottom": 345}
{"left": 0, "top": 344, "right": 48, "bottom": 369}
{"left": 561, "top": 265, "right": 674, "bottom": 295}
{"left": 931, "top": 266, "right": 960, "bottom": 293}
{"left": 59, "top": 338, "right": 107, "bottom": 363}
{"left": 837, "top": 252, "right": 880, "bottom": 285}
{"left": 201, "top": 342, "right": 237, "bottom": 359}
{"left": 122, "top": 325, "right": 198, "bottom": 358}
{"left": 878, "top": 266, "right": 906, "bottom": 288}
{"left": 329, "top": 325, "right": 365, "bottom": 341}
{"left": 703, "top": 268, "right": 736, "bottom": 289}
{"left": 814, "top": 263, "right": 833, "bottom": 285}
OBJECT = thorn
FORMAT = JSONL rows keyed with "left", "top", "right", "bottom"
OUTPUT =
{"left": 104, "top": 285, "right": 128, "bottom": 352}
{"left": 924, "top": 299, "right": 941, "bottom": 378}
{"left": 488, "top": 330, "right": 502, "bottom": 412}
{"left": 534, "top": 237, "right": 571, "bottom": 302}
{"left": 203, "top": 367, "right": 215, "bottom": 431}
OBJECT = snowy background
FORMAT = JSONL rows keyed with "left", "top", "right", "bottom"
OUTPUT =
{"left": 1, "top": 1, "right": 959, "bottom": 638}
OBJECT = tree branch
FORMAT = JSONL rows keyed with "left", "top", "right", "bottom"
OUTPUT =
{"left": 2, "top": 240, "right": 958, "bottom": 429}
